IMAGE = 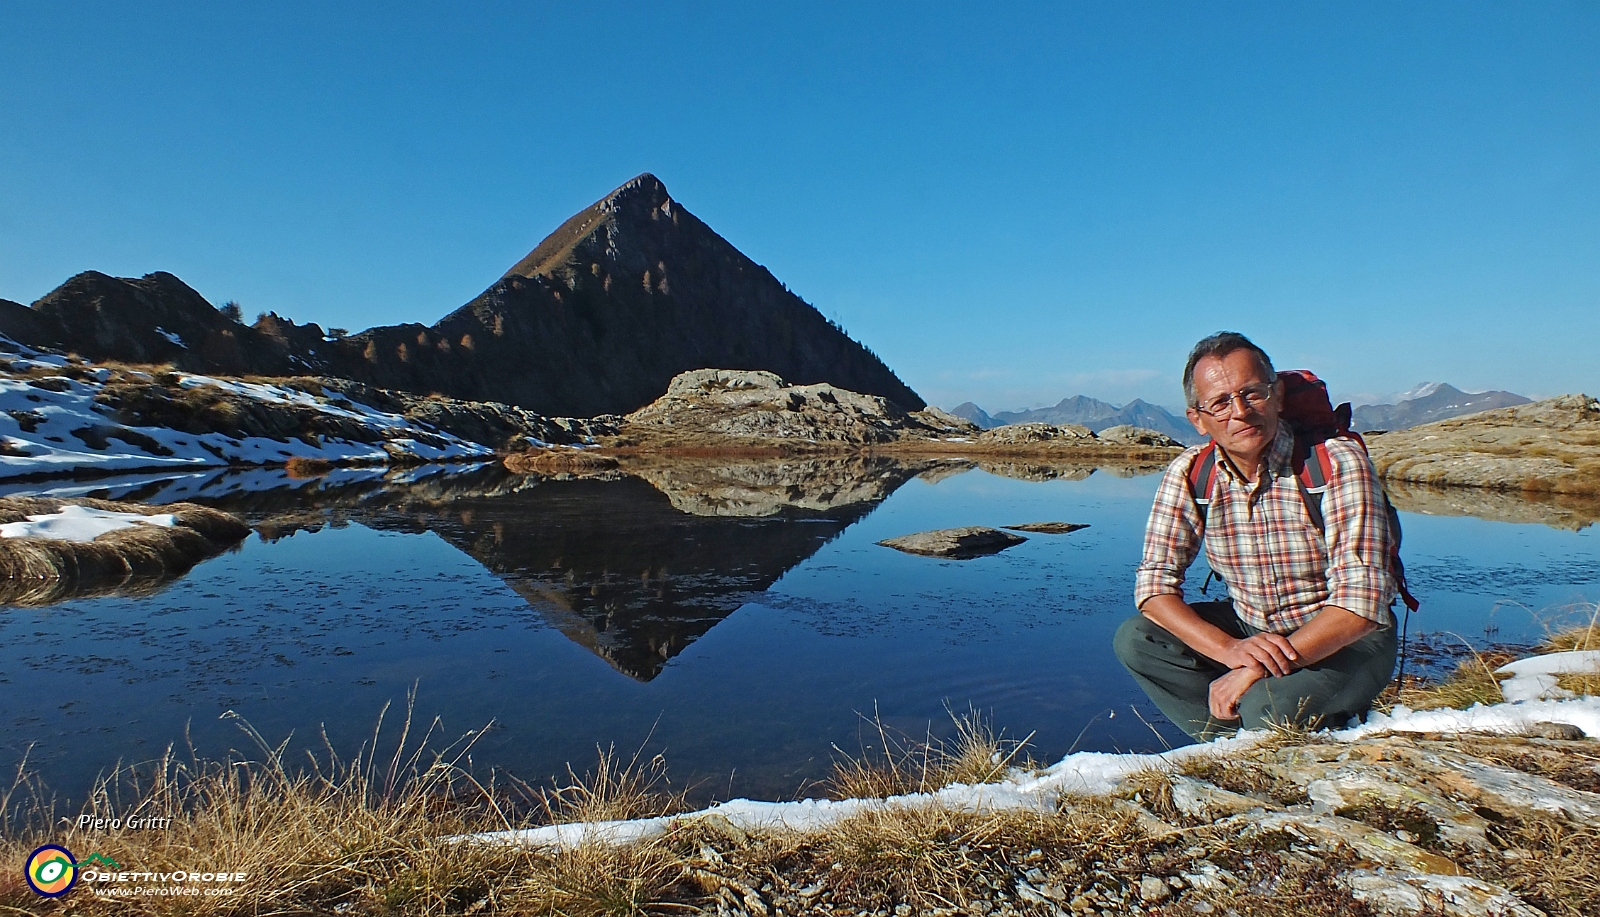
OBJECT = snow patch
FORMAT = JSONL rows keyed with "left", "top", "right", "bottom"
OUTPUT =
{"left": 1, "top": 504, "right": 176, "bottom": 542}
{"left": 1494, "top": 651, "right": 1600, "bottom": 702}
{"left": 0, "top": 365, "right": 494, "bottom": 481}
{"left": 154, "top": 327, "right": 186, "bottom": 348}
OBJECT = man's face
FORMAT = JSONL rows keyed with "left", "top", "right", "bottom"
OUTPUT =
{"left": 1185, "top": 349, "right": 1283, "bottom": 465}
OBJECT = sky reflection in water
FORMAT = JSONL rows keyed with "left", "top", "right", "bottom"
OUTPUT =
{"left": 1, "top": 463, "right": 1596, "bottom": 805}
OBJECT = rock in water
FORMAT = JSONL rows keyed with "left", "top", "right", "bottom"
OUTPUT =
{"left": 876, "top": 526, "right": 1026, "bottom": 559}
{"left": 1002, "top": 522, "right": 1089, "bottom": 534}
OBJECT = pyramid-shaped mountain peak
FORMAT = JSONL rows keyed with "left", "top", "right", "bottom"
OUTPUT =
{"left": 6, "top": 174, "right": 925, "bottom": 419}
{"left": 427, "top": 173, "right": 925, "bottom": 415}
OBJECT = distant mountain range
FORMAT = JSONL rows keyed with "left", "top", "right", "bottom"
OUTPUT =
{"left": 0, "top": 174, "right": 922, "bottom": 418}
{"left": 952, "top": 380, "right": 1533, "bottom": 445}
{"left": 1350, "top": 383, "right": 1530, "bottom": 432}
{"left": 950, "top": 397, "right": 1201, "bottom": 445}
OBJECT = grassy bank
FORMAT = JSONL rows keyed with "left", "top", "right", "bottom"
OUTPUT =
{"left": 3, "top": 632, "right": 1596, "bottom": 916}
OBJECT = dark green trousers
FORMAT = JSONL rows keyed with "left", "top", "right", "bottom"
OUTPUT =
{"left": 1113, "top": 600, "right": 1396, "bottom": 741}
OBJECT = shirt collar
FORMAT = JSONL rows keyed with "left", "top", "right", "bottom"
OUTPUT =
{"left": 1265, "top": 421, "right": 1295, "bottom": 477}
{"left": 1213, "top": 421, "right": 1294, "bottom": 484}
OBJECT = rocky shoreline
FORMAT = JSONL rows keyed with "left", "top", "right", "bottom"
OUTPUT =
{"left": 463, "top": 697, "right": 1599, "bottom": 917}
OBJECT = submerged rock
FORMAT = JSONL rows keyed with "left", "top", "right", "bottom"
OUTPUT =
{"left": 1002, "top": 522, "right": 1089, "bottom": 534}
{"left": 876, "top": 526, "right": 1027, "bottom": 559}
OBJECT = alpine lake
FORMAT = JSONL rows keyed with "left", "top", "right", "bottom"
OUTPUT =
{"left": 4, "top": 456, "right": 1598, "bottom": 807}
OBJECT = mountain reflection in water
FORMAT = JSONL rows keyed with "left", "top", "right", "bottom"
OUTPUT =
{"left": 25, "top": 456, "right": 988, "bottom": 680}
{"left": 5, "top": 455, "right": 1597, "bottom": 805}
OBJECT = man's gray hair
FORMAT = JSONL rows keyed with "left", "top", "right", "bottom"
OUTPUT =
{"left": 1182, "top": 332, "right": 1277, "bottom": 408}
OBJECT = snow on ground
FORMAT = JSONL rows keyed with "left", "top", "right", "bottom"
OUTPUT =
{"left": 0, "top": 504, "right": 176, "bottom": 542}
{"left": 464, "top": 694, "right": 1600, "bottom": 850}
{"left": 0, "top": 337, "right": 494, "bottom": 480}
{"left": 1493, "top": 651, "right": 1600, "bottom": 702}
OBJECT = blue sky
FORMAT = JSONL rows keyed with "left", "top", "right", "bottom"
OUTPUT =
{"left": 2, "top": 2, "right": 1596, "bottom": 412}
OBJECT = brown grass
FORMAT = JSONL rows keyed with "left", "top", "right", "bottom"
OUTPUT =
{"left": 0, "top": 697, "right": 543, "bottom": 915}
{"left": 1391, "top": 615, "right": 1600, "bottom": 711}
{"left": 1470, "top": 814, "right": 1600, "bottom": 917}
{"left": 284, "top": 455, "right": 336, "bottom": 478}
{"left": 825, "top": 706, "right": 1035, "bottom": 800}
{"left": 0, "top": 497, "right": 251, "bottom": 606}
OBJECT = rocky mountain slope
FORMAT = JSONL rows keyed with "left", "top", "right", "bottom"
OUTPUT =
{"left": 1, "top": 174, "right": 922, "bottom": 418}
{"left": 1354, "top": 383, "right": 1531, "bottom": 432}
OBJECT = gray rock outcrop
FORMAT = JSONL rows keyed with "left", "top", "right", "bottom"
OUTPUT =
{"left": 975, "top": 422, "right": 1096, "bottom": 445}
{"left": 1096, "top": 424, "right": 1183, "bottom": 447}
{"left": 1368, "top": 394, "right": 1600, "bottom": 496}
{"left": 619, "top": 369, "right": 948, "bottom": 446}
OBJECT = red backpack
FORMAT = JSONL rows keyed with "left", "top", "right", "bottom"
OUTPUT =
{"left": 1187, "top": 369, "right": 1420, "bottom": 613}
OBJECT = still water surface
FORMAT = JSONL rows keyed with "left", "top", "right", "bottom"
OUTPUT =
{"left": 3, "top": 462, "right": 1597, "bottom": 804}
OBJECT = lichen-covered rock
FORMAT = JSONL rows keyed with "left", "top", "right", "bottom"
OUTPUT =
{"left": 1344, "top": 871, "right": 1547, "bottom": 917}
{"left": 1170, "top": 775, "right": 1276, "bottom": 820}
{"left": 1368, "top": 393, "right": 1600, "bottom": 495}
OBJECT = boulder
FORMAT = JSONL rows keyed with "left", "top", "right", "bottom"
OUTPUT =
{"left": 976, "top": 423, "right": 1095, "bottom": 446}
{"left": 1096, "top": 424, "right": 1182, "bottom": 447}
{"left": 622, "top": 369, "right": 933, "bottom": 446}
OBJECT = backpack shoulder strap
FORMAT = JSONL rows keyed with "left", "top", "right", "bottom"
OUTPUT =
{"left": 1291, "top": 432, "right": 1333, "bottom": 533}
{"left": 1187, "top": 441, "right": 1219, "bottom": 523}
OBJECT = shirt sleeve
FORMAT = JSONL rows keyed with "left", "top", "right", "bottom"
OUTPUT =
{"left": 1134, "top": 450, "right": 1207, "bottom": 609}
{"left": 1320, "top": 440, "right": 1399, "bottom": 626}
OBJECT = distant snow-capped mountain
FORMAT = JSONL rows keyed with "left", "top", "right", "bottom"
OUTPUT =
{"left": 1352, "top": 383, "right": 1530, "bottom": 432}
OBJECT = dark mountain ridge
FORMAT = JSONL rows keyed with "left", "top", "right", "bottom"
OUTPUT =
{"left": 1, "top": 174, "right": 923, "bottom": 418}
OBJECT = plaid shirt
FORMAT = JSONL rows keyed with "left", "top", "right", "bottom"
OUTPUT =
{"left": 1134, "top": 423, "right": 1397, "bottom": 634}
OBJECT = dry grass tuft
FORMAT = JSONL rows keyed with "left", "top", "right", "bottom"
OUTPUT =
{"left": 1119, "top": 765, "right": 1182, "bottom": 821}
{"left": 531, "top": 744, "right": 686, "bottom": 826}
{"left": 1394, "top": 647, "right": 1515, "bottom": 711}
{"left": 1179, "top": 754, "right": 1308, "bottom": 806}
{"left": 504, "top": 840, "right": 685, "bottom": 917}
{"left": 1474, "top": 814, "right": 1600, "bottom": 917}
{"left": 826, "top": 706, "right": 1035, "bottom": 800}
{"left": 0, "top": 496, "right": 250, "bottom": 605}
{"left": 822, "top": 798, "right": 1143, "bottom": 912}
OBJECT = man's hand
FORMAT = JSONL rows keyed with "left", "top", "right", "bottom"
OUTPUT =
{"left": 1218, "top": 632, "right": 1300, "bottom": 676}
{"left": 1209, "top": 665, "right": 1266, "bottom": 720}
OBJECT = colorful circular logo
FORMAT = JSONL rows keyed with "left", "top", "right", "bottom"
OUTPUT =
{"left": 26, "top": 845, "right": 78, "bottom": 897}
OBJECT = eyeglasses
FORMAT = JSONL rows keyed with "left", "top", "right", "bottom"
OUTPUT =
{"left": 1193, "top": 382, "right": 1274, "bottom": 419}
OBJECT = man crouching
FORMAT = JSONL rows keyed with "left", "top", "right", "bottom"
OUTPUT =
{"left": 1114, "top": 331, "right": 1398, "bottom": 740}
